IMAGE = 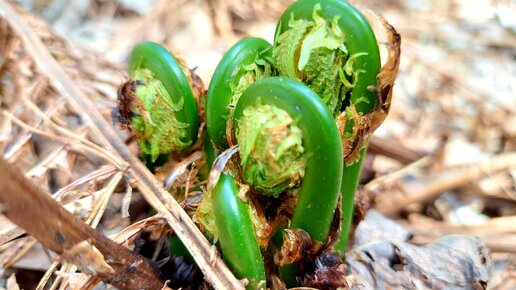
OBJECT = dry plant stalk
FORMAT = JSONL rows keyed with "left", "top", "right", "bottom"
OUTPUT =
{"left": 74, "top": 215, "right": 171, "bottom": 288}
{"left": 0, "top": 157, "right": 165, "bottom": 289}
{"left": 376, "top": 152, "right": 516, "bottom": 215}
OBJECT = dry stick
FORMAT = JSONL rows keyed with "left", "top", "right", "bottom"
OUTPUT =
{"left": 407, "top": 215, "right": 516, "bottom": 236}
{"left": 481, "top": 239, "right": 516, "bottom": 253}
{"left": 0, "top": 2, "right": 243, "bottom": 289}
{"left": 366, "top": 156, "right": 433, "bottom": 191}
{"left": 376, "top": 152, "right": 516, "bottom": 215}
{"left": 0, "top": 158, "right": 164, "bottom": 289}
{"left": 410, "top": 235, "right": 516, "bottom": 254}
{"left": 3, "top": 238, "right": 39, "bottom": 269}
{"left": 0, "top": 166, "right": 118, "bottom": 247}
{"left": 0, "top": 216, "right": 24, "bottom": 246}
{"left": 406, "top": 215, "right": 516, "bottom": 253}
{"left": 368, "top": 136, "right": 426, "bottom": 164}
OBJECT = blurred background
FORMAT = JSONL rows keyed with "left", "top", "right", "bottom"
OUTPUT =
{"left": 5, "top": 0, "right": 516, "bottom": 288}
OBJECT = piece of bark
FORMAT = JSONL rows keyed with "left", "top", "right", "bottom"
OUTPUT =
{"left": 0, "top": 157, "right": 165, "bottom": 290}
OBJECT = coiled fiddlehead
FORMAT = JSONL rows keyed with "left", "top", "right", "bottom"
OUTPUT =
{"left": 206, "top": 37, "right": 274, "bottom": 149}
{"left": 233, "top": 77, "right": 343, "bottom": 243}
{"left": 274, "top": 0, "right": 382, "bottom": 254}
{"left": 114, "top": 42, "right": 200, "bottom": 162}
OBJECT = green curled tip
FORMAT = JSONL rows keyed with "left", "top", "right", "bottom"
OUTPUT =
{"left": 117, "top": 41, "right": 200, "bottom": 162}
{"left": 274, "top": 0, "right": 381, "bottom": 116}
{"left": 206, "top": 37, "right": 274, "bottom": 149}
{"left": 233, "top": 77, "right": 343, "bottom": 242}
{"left": 274, "top": 0, "right": 383, "bottom": 257}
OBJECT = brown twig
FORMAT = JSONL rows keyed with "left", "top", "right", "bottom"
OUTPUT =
{"left": 0, "top": 216, "right": 25, "bottom": 245}
{"left": 366, "top": 156, "right": 433, "bottom": 191}
{"left": 74, "top": 215, "right": 170, "bottom": 288}
{"left": 368, "top": 136, "right": 426, "bottom": 164}
{"left": 406, "top": 214, "right": 516, "bottom": 236}
{"left": 407, "top": 215, "right": 516, "bottom": 254}
{"left": 0, "top": 157, "right": 165, "bottom": 289}
{"left": 376, "top": 152, "right": 516, "bottom": 215}
{"left": 0, "top": 2, "right": 243, "bottom": 289}
{"left": 3, "top": 238, "right": 39, "bottom": 269}
{"left": 410, "top": 235, "right": 516, "bottom": 253}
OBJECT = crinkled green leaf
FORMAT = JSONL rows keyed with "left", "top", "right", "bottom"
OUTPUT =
{"left": 237, "top": 104, "right": 306, "bottom": 197}
{"left": 273, "top": 3, "right": 370, "bottom": 116}
{"left": 130, "top": 68, "right": 191, "bottom": 162}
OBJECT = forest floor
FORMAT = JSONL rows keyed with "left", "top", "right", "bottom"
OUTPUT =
{"left": 0, "top": 0, "right": 515, "bottom": 289}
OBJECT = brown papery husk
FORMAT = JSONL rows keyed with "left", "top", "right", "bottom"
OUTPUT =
{"left": 337, "top": 12, "right": 401, "bottom": 165}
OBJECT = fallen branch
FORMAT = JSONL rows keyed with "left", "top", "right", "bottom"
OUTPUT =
{"left": 0, "top": 157, "right": 165, "bottom": 289}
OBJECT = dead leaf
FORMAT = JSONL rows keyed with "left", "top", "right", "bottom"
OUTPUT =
{"left": 274, "top": 229, "right": 322, "bottom": 267}
{"left": 300, "top": 252, "right": 348, "bottom": 290}
{"left": 347, "top": 211, "right": 491, "bottom": 290}
{"left": 341, "top": 14, "right": 401, "bottom": 165}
